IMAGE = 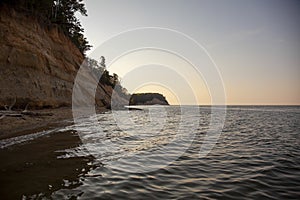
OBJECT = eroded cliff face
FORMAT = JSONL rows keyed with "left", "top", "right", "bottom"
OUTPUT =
{"left": 0, "top": 7, "right": 126, "bottom": 109}
{"left": 0, "top": 7, "right": 83, "bottom": 108}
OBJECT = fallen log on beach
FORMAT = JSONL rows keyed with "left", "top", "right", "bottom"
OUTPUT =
{"left": 0, "top": 110, "right": 53, "bottom": 119}
{"left": 0, "top": 98, "right": 53, "bottom": 120}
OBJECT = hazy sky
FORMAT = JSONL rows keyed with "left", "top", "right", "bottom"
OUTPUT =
{"left": 78, "top": 0, "right": 300, "bottom": 105}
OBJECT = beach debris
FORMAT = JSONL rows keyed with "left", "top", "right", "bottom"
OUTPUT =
{"left": 0, "top": 99, "right": 53, "bottom": 120}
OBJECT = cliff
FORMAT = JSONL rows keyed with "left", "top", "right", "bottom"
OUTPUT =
{"left": 129, "top": 93, "right": 169, "bottom": 105}
{"left": 0, "top": 7, "right": 126, "bottom": 109}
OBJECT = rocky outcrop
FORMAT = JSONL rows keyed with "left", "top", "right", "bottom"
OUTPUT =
{"left": 129, "top": 93, "right": 169, "bottom": 105}
{"left": 0, "top": 7, "right": 126, "bottom": 109}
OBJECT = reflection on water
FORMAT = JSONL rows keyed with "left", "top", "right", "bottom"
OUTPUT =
{"left": 0, "top": 130, "right": 92, "bottom": 199}
{"left": 0, "top": 106, "right": 299, "bottom": 199}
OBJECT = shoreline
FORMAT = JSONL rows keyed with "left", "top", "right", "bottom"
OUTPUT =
{"left": 0, "top": 107, "right": 109, "bottom": 140}
{"left": 0, "top": 107, "right": 73, "bottom": 140}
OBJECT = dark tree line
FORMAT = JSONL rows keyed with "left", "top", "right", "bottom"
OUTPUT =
{"left": 0, "top": 0, "right": 91, "bottom": 55}
{"left": 86, "top": 57, "right": 130, "bottom": 100}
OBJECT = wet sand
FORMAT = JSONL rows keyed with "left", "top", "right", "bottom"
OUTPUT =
{"left": 0, "top": 129, "right": 94, "bottom": 199}
{"left": 0, "top": 107, "right": 73, "bottom": 140}
{"left": 0, "top": 107, "right": 108, "bottom": 140}
{"left": 0, "top": 107, "right": 105, "bottom": 199}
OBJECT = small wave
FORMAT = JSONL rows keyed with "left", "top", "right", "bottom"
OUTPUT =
{"left": 0, "top": 127, "right": 69, "bottom": 149}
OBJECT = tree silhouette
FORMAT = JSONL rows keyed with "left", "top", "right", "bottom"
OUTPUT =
{"left": 99, "top": 56, "right": 106, "bottom": 68}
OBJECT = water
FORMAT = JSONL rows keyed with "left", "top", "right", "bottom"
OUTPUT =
{"left": 0, "top": 106, "right": 299, "bottom": 199}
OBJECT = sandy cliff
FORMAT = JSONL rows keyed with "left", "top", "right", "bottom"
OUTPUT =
{"left": 0, "top": 7, "right": 82, "bottom": 108}
{"left": 0, "top": 7, "right": 126, "bottom": 109}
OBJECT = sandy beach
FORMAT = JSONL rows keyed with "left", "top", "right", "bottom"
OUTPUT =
{"left": 0, "top": 106, "right": 110, "bottom": 140}
{"left": 0, "top": 107, "right": 73, "bottom": 140}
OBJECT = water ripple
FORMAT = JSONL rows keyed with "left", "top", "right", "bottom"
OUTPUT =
{"left": 19, "top": 106, "right": 300, "bottom": 199}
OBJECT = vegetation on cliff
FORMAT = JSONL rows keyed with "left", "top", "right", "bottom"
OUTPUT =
{"left": 0, "top": 0, "right": 128, "bottom": 97}
{"left": 85, "top": 57, "right": 130, "bottom": 99}
{"left": 0, "top": 1, "right": 131, "bottom": 109}
{"left": 0, "top": 1, "right": 164, "bottom": 110}
{"left": 130, "top": 93, "right": 169, "bottom": 105}
{"left": 0, "top": 0, "right": 91, "bottom": 55}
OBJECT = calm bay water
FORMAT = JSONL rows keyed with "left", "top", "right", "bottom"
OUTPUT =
{"left": 0, "top": 106, "right": 299, "bottom": 199}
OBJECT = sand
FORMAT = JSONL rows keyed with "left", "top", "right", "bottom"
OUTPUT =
{"left": 0, "top": 107, "right": 73, "bottom": 140}
{"left": 0, "top": 107, "right": 109, "bottom": 140}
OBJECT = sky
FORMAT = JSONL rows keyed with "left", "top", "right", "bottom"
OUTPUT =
{"left": 78, "top": 0, "right": 300, "bottom": 105}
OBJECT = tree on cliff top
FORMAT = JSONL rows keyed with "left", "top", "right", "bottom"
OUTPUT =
{"left": 52, "top": 0, "right": 91, "bottom": 54}
{"left": 0, "top": 0, "right": 91, "bottom": 55}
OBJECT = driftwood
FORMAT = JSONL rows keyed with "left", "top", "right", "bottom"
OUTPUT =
{"left": 0, "top": 110, "right": 53, "bottom": 120}
{"left": 0, "top": 98, "right": 53, "bottom": 120}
